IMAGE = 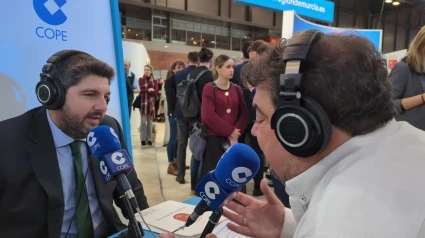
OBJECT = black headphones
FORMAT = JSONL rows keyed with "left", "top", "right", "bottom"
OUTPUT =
{"left": 35, "top": 50, "right": 91, "bottom": 110}
{"left": 271, "top": 30, "right": 332, "bottom": 158}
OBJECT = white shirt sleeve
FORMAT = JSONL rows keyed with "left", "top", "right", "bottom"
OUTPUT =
{"left": 281, "top": 208, "right": 297, "bottom": 238}
{"left": 132, "top": 74, "right": 140, "bottom": 90}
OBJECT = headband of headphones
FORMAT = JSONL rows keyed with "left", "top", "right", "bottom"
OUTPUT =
{"left": 279, "top": 30, "right": 324, "bottom": 94}
{"left": 40, "top": 50, "right": 90, "bottom": 79}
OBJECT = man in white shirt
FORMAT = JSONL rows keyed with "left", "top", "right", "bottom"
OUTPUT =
{"left": 160, "top": 30, "right": 425, "bottom": 238}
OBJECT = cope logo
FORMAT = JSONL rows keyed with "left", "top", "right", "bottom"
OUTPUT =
{"left": 100, "top": 160, "right": 112, "bottom": 182}
{"left": 226, "top": 167, "right": 252, "bottom": 187}
{"left": 199, "top": 181, "right": 220, "bottom": 206}
{"left": 111, "top": 152, "right": 126, "bottom": 165}
{"left": 111, "top": 151, "right": 130, "bottom": 171}
{"left": 33, "top": 0, "right": 68, "bottom": 41}
{"left": 87, "top": 132, "right": 100, "bottom": 153}
{"left": 110, "top": 128, "right": 120, "bottom": 143}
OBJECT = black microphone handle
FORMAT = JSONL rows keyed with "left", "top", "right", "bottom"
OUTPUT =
{"left": 119, "top": 189, "right": 144, "bottom": 238}
{"left": 200, "top": 208, "right": 223, "bottom": 238}
{"left": 184, "top": 200, "right": 210, "bottom": 227}
{"left": 117, "top": 173, "right": 140, "bottom": 212}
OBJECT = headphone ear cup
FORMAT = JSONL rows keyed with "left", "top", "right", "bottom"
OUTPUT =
{"left": 271, "top": 97, "right": 331, "bottom": 157}
{"left": 51, "top": 78, "right": 66, "bottom": 110}
{"left": 302, "top": 96, "right": 332, "bottom": 151}
{"left": 35, "top": 77, "right": 65, "bottom": 110}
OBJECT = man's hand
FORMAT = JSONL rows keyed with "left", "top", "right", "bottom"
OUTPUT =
{"left": 223, "top": 179, "right": 285, "bottom": 238}
{"left": 148, "top": 88, "right": 154, "bottom": 92}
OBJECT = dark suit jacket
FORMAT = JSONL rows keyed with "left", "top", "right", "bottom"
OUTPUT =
{"left": 390, "top": 60, "right": 425, "bottom": 131}
{"left": 0, "top": 107, "right": 149, "bottom": 238}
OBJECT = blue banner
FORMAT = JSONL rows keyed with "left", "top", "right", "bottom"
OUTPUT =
{"left": 293, "top": 13, "right": 382, "bottom": 51}
{"left": 234, "top": 0, "right": 334, "bottom": 23}
{"left": 0, "top": 0, "right": 133, "bottom": 158}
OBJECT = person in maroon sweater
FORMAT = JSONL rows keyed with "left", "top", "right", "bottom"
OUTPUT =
{"left": 199, "top": 54, "right": 248, "bottom": 180}
{"left": 138, "top": 64, "right": 158, "bottom": 146}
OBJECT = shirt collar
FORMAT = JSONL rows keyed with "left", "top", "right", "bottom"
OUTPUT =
{"left": 127, "top": 71, "right": 132, "bottom": 77}
{"left": 285, "top": 118, "right": 400, "bottom": 208}
{"left": 46, "top": 110, "right": 76, "bottom": 148}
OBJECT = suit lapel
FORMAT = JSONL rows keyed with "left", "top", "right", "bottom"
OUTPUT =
{"left": 90, "top": 154, "right": 120, "bottom": 231}
{"left": 27, "top": 108, "right": 64, "bottom": 238}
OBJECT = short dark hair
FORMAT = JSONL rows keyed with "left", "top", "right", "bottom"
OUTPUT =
{"left": 242, "top": 41, "right": 252, "bottom": 59}
{"left": 199, "top": 47, "right": 214, "bottom": 63}
{"left": 246, "top": 33, "right": 395, "bottom": 137}
{"left": 50, "top": 52, "right": 115, "bottom": 92}
{"left": 247, "top": 40, "right": 271, "bottom": 56}
{"left": 188, "top": 51, "right": 199, "bottom": 64}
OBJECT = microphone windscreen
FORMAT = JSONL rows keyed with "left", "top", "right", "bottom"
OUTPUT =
{"left": 214, "top": 143, "right": 260, "bottom": 191}
{"left": 87, "top": 125, "right": 121, "bottom": 159}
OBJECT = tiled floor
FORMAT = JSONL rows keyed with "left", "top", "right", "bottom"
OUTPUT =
{"left": 131, "top": 121, "right": 265, "bottom": 207}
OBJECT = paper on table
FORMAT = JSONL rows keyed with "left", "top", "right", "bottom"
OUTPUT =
{"left": 136, "top": 200, "right": 226, "bottom": 237}
{"left": 212, "top": 220, "right": 251, "bottom": 238}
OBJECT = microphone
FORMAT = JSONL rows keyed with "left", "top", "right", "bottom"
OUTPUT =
{"left": 184, "top": 143, "right": 260, "bottom": 228}
{"left": 86, "top": 125, "right": 140, "bottom": 212}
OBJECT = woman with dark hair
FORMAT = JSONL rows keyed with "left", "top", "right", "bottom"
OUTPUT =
{"left": 139, "top": 64, "right": 158, "bottom": 146}
{"left": 164, "top": 60, "right": 185, "bottom": 175}
{"left": 198, "top": 54, "right": 248, "bottom": 181}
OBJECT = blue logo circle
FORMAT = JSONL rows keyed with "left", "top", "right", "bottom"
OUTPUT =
{"left": 33, "top": 0, "right": 67, "bottom": 26}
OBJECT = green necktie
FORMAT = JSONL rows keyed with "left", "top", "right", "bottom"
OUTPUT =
{"left": 70, "top": 140, "right": 94, "bottom": 238}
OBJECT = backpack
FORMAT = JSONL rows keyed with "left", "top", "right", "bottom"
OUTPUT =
{"left": 176, "top": 69, "right": 209, "bottom": 119}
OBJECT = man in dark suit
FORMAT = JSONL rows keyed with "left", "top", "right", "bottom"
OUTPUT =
{"left": 0, "top": 50, "right": 148, "bottom": 238}
{"left": 174, "top": 51, "right": 199, "bottom": 184}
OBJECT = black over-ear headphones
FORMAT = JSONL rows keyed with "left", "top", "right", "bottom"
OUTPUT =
{"left": 35, "top": 50, "right": 91, "bottom": 110}
{"left": 271, "top": 30, "right": 332, "bottom": 158}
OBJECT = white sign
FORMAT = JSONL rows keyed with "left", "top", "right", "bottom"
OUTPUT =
{"left": 0, "top": 0, "right": 124, "bottom": 125}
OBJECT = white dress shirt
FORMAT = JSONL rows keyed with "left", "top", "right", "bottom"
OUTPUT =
{"left": 281, "top": 119, "right": 425, "bottom": 238}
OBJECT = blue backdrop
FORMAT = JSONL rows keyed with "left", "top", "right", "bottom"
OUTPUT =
{"left": 293, "top": 13, "right": 382, "bottom": 51}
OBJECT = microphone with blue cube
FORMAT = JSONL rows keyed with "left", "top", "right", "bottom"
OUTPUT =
{"left": 176, "top": 143, "right": 260, "bottom": 236}
{"left": 87, "top": 125, "right": 144, "bottom": 237}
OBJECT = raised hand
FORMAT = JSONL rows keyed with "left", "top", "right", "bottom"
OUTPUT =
{"left": 223, "top": 179, "right": 286, "bottom": 238}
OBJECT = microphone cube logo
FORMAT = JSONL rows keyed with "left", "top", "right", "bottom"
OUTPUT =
{"left": 103, "top": 149, "right": 132, "bottom": 176}
{"left": 87, "top": 132, "right": 100, "bottom": 153}
{"left": 110, "top": 127, "right": 120, "bottom": 143}
{"left": 100, "top": 160, "right": 112, "bottom": 182}
{"left": 111, "top": 151, "right": 126, "bottom": 165}
{"left": 232, "top": 167, "right": 252, "bottom": 183}
{"left": 226, "top": 167, "right": 252, "bottom": 188}
{"left": 205, "top": 181, "right": 220, "bottom": 199}
{"left": 199, "top": 181, "right": 220, "bottom": 206}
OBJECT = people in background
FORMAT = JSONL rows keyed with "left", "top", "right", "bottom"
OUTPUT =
{"left": 199, "top": 54, "right": 248, "bottom": 181}
{"left": 187, "top": 47, "right": 214, "bottom": 195}
{"left": 389, "top": 25, "right": 425, "bottom": 131}
{"left": 155, "top": 77, "right": 165, "bottom": 122}
{"left": 138, "top": 64, "right": 158, "bottom": 146}
{"left": 124, "top": 59, "right": 140, "bottom": 118}
{"left": 174, "top": 52, "right": 199, "bottom": 184}
{"left": 164, "top": 60, "right": 186, "bottom": 176}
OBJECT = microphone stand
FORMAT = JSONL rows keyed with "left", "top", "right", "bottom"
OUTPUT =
{"left": 118, "top": 188, "right": 144, "bottom": 238}
{"left": 200, "top": 208, "right": 223, "bottom": 238}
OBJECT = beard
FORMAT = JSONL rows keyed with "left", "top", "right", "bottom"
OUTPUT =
{"left": 58, "top": 104, "right": 103, "bottom": 139}
{"left": 269, "top": 155, "right": 300, "bottom": 182}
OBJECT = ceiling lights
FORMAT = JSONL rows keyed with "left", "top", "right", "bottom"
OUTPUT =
{"left": 392, "top": 1, "right": 400, "bottom": 5}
